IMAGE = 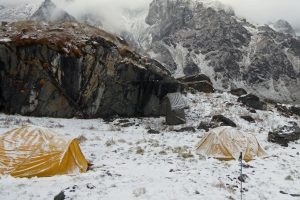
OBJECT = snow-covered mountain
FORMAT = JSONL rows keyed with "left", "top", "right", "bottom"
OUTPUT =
{"left": 270, "top": 19, "right": 297, "bottom": 37}
{"left": 0, "top": 3, "right": 37, "bottom": 21}
{"left": 139, "top": 0, "right": 300, "bottom": 104}
{"left": 0, "top": 0, "right": 76, "bottom": 22}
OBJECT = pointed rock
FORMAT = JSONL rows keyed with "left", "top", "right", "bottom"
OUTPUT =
{"left": 30, "top": 0, "right": 76, "bottom": 21}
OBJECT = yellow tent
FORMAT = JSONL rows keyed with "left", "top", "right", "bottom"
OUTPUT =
{"left": 196, "top": 126, "right": 267, "bottom": 161}
{"left": 0, "top": 126, "right": 88, "bottom": 178}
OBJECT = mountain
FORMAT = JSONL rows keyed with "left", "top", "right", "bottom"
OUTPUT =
{"left": 271, "top": 19, "right": 296, "bottom": 36}
{"left": 140, "top": 0, "right": 300, "bottom": 104}
{"left": 30, "top": 0, "right": 76, "bottom": 21}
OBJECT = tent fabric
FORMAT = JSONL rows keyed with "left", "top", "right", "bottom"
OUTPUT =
{"left": 196, "top": 126, "right": 267, "bottom": 161}
{"left": 167, "top": 92, "right": 187, "bottom": 111}
{"left": 0, "top": 126, "right": 88, "bottom": 178}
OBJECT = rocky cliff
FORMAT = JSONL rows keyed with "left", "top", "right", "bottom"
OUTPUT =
{"left": 143, "top": 0, "right": 300, "bottom": 104}
{"left": 0, "top": 21, "right": 180, "bottom": 118}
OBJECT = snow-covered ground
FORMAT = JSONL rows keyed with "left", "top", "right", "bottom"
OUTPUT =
{"left": 0, "top": 92, "right": 299, "bottom": 200}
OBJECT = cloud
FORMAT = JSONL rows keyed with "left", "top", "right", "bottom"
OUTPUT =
{"left": 217, "top": 0, "right": 300, "bottom": 32}
{"left": 56, "top": 0, "right": 152, "bottom": 32}
{"left": 0, "top": 0, "right": 151, "bottom": 32}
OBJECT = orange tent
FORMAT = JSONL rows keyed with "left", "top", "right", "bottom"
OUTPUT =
{"left": 196, "top": 127, "right": 267, "bottom": 161}
{"left": 0, "top": 126, "right": 88, "bottom": 178}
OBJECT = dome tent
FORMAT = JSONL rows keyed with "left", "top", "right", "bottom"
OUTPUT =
{"left": 0, "top": 126, "right": 88, "bottom": 178}
{"left": 196, "top": 126, "right": 267, "bottom": 161}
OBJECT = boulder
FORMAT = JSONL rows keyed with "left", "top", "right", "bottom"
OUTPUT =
{"left": 268, "top": 122, "right": 300, "bottom": 147}
{"left": 211, "top": 115, "right": 237, "bottom": 127}
{"left": 54, "top": 191, "right": 65, "bottom": 200}
{"left": 240, "top": 116, "right": 255, "bottom": 123}
{"left": 147, "top": 129, "right": 160, "bottom": 134}
{"left": 197, "top": 121, "right": 217, "bottom": 132}
{"left": 238, "top": 94, "right": 267, "bottom": 110}
{"left": 230, "top": 88, "right": 247, "bottom": 97}
{"left": 185, "top": 81, "right": 214, "bottom": 93}
{"left": 291, "top": 106, "right": 300, "bottom": 117}
{"left": 177, "top": 74, "right": 214, "bottom": 93}
{"left": 0, "top": 21, "right": 181, "bottom": 118}
{"left": 177, "top": 74, "right": 212, "bottom": 84}
{"left": 174, "top": 127, "right": 196, "bottom": 132}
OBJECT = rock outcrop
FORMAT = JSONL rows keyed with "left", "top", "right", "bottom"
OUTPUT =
{"left": 0, "top": 21, "right": 180, "bottom": 118}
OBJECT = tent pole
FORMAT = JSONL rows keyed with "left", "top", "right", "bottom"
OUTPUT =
{"left": 239, "top": 152, "right": 243, "bottom": 200}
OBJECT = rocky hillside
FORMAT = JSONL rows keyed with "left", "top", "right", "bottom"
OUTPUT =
{"left": 0, "top": 21, "right": 180, "bottom": 118}
{"left": 142, "top": 0, "right": 300, "bottom": 104}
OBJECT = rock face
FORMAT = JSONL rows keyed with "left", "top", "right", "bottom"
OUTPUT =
{"left": 143, "top": 0, "right": 300, "bottom": 104}
{"left": 0, "top": 21, "right": 180, "bottom": 118}
{"left": 30, "top": 0, "right": 76, "bottom": 21}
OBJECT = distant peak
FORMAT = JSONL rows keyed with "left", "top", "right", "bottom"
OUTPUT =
{"left": 272, "top": 19, "right": 296, "bottom": 36}
{"left": 41, "top": 0, "right": 56, "bottom": 7}
{"left": 30, "top": 0, "right": 76, "bottom": 22}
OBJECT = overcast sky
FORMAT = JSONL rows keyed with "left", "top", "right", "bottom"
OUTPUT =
{"left": 219, "top": 0, "right": 300, "bottom": 31}
{"left": 1, "top": 0, "right": 299, "bottom": 32}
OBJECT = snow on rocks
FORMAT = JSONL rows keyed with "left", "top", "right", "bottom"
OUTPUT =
{"left": 0, "top": 37, "right": 11, "bottom": 42}
{"left": 0, "top": 91, "right": 299, "bottom": 200}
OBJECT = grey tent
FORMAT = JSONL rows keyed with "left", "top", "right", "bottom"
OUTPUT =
{"left": 165, "top": 93, "right": 186, "bottom": 125}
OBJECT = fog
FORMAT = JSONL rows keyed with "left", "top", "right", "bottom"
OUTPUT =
{"left": 218, "top": 0, "right": 300, "bottom": 33}
{"left": 0, "top": 0, "right": 151, "bottom": 32}
{"left": 0, "top": 0, "right": 299, "bottom": 34}
{"left": 57, "top": 0, "right": 152, "bottom": 32}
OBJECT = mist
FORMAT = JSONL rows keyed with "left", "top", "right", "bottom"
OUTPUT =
{"left": 0, "top": 0, "right": 299, "bottom": 34}
{"left": 57, "top": 0, "right": 152, "bottom": 32}
{"left": 0, "top": 0, "right": 152, "bottom": 33}
{"left": 218, "top": 0, "right": 300, "bottom": 33}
